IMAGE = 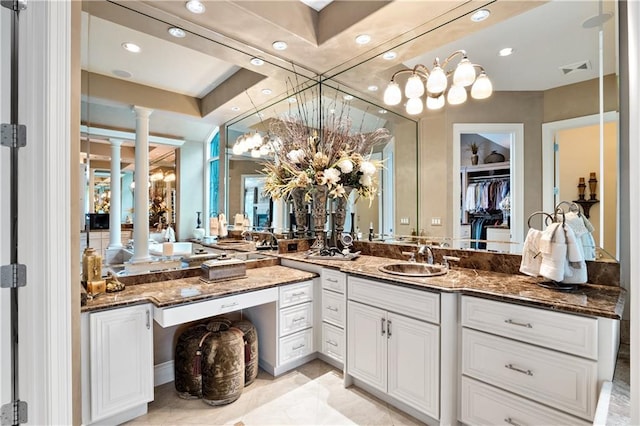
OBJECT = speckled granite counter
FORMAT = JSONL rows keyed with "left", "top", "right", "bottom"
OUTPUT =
{"left": 81, "top": 265, "right": 316, "bottom": 313}
{"left": 279, "top": 253, "right": 625, "bottom": 319}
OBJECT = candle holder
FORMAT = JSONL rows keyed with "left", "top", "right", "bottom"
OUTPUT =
{"left": 577, "top": 177, "right": 586, "bottom": 201}
{"left": 588, "top": 172, "right": 598, "bottom": 201}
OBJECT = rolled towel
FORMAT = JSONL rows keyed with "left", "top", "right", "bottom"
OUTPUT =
{"left": 520, "top": 228, "right": 543, "bottom": 277}
{"left": 539, "top": 223, "right": 567, "bottom": 282}
{"left": 563, "top": 225, "right": 587, "bottom": 284}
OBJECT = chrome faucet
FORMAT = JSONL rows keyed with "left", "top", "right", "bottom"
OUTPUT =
{"left": 418, "top": 245, "right": 434, "bottom": 264}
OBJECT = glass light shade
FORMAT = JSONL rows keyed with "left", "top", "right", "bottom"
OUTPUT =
{"left": 426, "top": 94, "right": 445, "bottom": 110}
{"left": 426, "top": 66, "right": 447, "bottom": 94}
{"left": 383, "top": 82, "right": 402, "bottom": 105}
{"left": 232, "top": 143, "right": 244, "bottom": 155}
{"left": 250, "top": 149, "right": 260, "bottom": 158}
{"left": 405, "top": 97, "right": 424, "bottom": 115}
{"left": 150, "top": 171, "right": 164, "bottom": 181}
{"left": 259, "top": 145, "right": 270, "bottom": 156}
{"left": 471, "top": 73, "right": 493, "bottom": 99}
{"left": 251, "top": 133, "right": 262, "bottom": 148}
{"left": 404, "top": 75, "right": 424, "bottom": 98}
{"left": 164, "top": 173, "right": 176, "bottom": 182}
{"left": 447, "top": 84, "right": 467, "bottom": 105}
{"left": 453, "top": 58, "right": 476, "bottom": 87}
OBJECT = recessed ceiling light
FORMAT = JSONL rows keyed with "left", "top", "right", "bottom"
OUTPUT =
{"left": 355, "top": 34, "right": 371, "bottom": 45}
{"left": 499, "top": 47, "right": 514, "bottom": 57}
{"left": 288, "top": 97, "right": 297, "bottom": 103}
{"left": 378, "top": 109, "right": 387, "bottom": 114}
{"left": 250, "top": 57, "right": 265, "bottom": 66}
{"left": 168, "top": 27, "right": 186, "bottom": 38}
{"left": 343, "top": 94, "right": 354, "bottom": 100}
{"left": 382, "top": 51, "right": 397, "bottom": 60}
{"left": 261, "top": 88, "right": 272, "bottom": 95}
{"left": 470, "top": 9, "right": 490, "bottom": 22}
{"left": 367, "top": 85, "right": 379, "bottom": 92}
{"left": 231, "top": 106, "right": 240, "bottom": 112}
{"left": 121, "top": 42, "right": 141, "bottom": 53}
{"left": 272, "top": 41, "right": 288, "bottom": 51}
{"left": 329, "top": 109, "right": 335, "bottom": 114}
{"left": 112, "top": 69, "right": 132, "bottom": 79}
{"left": 185, "top": 0, "right": 205, "bottom": 14}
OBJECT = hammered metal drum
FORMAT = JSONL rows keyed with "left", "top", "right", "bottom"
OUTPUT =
{"left": 201, "top": 319, "right": 245, "bottom": 406}
{"left": 232, "top": 320, "right": 259, "bottom": 386}
{"left": 174, "top": 323, "right": 211, "bottom": 399}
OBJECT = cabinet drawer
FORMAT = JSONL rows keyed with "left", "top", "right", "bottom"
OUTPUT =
{"left": 322, "top": 322, "right": 344, "bottom": 362}
{"left": 322, "top": 290, "right": 345, "bottom": 327}
{"left": 348, "top": 276, "right": 440, "bottom": 324}
{"left": 322, "top": 269, "right": 346, "bottom": 293}
{"left": 461, "top": 296, "right": 598, "bottom": 359}
{"left": 279, "top": 281, "right": 313, "bottom": 308}
{"left": 462, "top": 328, "right": 597, "bottom": 420}
{"left": 279, "top": 329, "right": 313, "bottom": 365}
{"left": 279, "top": 302, "right": 313, "bottom": 336}
{"left": 461, "top": 376, "right": 590, "bottom": 426}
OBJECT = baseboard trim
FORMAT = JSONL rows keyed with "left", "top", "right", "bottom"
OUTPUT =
{"left": 154, "top": 360, "right": 174, "bottom": 387}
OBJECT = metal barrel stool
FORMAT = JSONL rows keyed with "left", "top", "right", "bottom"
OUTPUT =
{"left": 232, "top": 320, "right": 259, "bottom": 386}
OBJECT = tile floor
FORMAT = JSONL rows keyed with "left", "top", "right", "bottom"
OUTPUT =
{"left": 127, "top": 347, "right": 631, "bottom": 426}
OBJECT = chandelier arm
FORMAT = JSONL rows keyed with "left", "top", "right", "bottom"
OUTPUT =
{"left": 390, "top": 68, "right": 424, "bottom": 81}
{"left": 441, "top": 49, "right": 467, "bottom": 69}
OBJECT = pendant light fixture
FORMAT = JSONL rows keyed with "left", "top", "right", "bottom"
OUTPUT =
{"left": 383, "top": 49, "right": 492, "bottom": 115}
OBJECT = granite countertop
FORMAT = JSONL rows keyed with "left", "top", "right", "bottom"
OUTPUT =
{"left": 279, "top": 253, "right": 626, "bottom": 319}
{"left": 81, "top": 265, "right": 316, "bottom": 313}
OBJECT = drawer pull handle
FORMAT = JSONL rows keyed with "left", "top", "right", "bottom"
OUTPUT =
{"left": 146, "top": 310, "right": 150, "bottom": 329}
{"left": 291, "top": 291, "right": 306, "bottom": 297}
{"left": 327, "top": 306, "right": 339, "bottom": 312}
{"left": 504, "top": 417, "right": 523, "bottom": 426}
{"left": 221, "top": 301, "right": 239, "bottom": 309}
{"left": 504, "top": 319, "right": 532, "bottom": 328}
{"left": 292, "top": 316, "right": 306, "bottom": 323}
{"left": 381, "top": 318, "right": 386, "bottom": 336}
{"left": 505, "top": 364, "right": 533, "bottom": 376}
{"left": 387, "top": 319, "right": 392, "bottom": 338}
{"left": 326, "top": 340, "right": 338, "bottom": 347}
{"left": 292, "top": 344, "right": 305, "bottom": 350}
{"left": 326, "top": 278, "right": 338, "bottom": 283}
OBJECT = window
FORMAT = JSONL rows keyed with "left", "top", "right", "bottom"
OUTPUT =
{"left": 208, "top": 131, "right": 220, "bottom": 216}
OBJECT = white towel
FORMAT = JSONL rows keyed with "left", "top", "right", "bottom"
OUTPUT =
{"left": 581, "top": 232, "right": 597, "bottom": 261}
{"left": 218, "top": 213, "right": 228, "bottom": 238}
{"left": 582, "top": 214, "right": 595, "bottom": 233}
{"left": 562, "top": 225, "right": 587, "bottom": 284}
{"left": 520, "top": 228, "right": 543, "bottom": 277}
{"left": 166, "top": 226, "right": 176, "bottom": 243}
{"left": 539, "top": 223, "right": 567, "bottom": 282}
{"left": 565, "top": 212, "right": 589, "bottom": 238}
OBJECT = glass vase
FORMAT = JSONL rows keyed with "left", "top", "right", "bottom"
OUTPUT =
{"left": 290, "top": 187, "right": 308, "bottom": 237}
{"left": 311, "top": 185, "right": 328, "bottom": 250}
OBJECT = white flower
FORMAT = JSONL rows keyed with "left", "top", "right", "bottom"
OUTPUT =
{"left": 359, "top": 160, "right": 377, "bottom": 176}
{"left": 337, "top": 159, "right": 354, "bottom": 174}
{"left": 286, "top": 149, "right": 306, "bottom": 164}
{"left": 329, "top": 184, "right": 346, "bottom": 198}
{"left": 359, "top": 174, "right": 372, "bottom": 187}
{"left": 321, "top": 167, "right": 341, "bottom": 186}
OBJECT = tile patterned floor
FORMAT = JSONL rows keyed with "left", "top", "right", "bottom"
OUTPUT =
{"left": 127, "top": 347, "right": 631, "bottom": 426}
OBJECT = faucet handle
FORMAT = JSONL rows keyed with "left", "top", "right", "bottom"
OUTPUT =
{"left": 442, "top": 255, "right": 460, "bottom": 269}
{"left": 401, "top": 251, "right": 417, "bottom": 262}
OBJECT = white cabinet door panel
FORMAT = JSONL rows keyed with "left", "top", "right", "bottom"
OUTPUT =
{"left": 347, "top": 301, "right": 387, "bottom": 392}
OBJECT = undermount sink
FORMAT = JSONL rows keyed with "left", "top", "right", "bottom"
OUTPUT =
{"left": 231, "top": 252, "right": 270, "bottom": 261}
{"left": 378, "top": 262, "right": 448, "bottom": 277}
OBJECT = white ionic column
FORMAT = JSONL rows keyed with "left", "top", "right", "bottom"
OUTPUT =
{"left": 132, "top": 106, "right": 153, "bottom": 262}
{"left": 108, "top": 138, "right": 123, "bottom": 248}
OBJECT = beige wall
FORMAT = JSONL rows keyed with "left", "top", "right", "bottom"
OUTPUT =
{"left": 390, "top": 120, "right": 418, "bottom": 236}
{"left": 228, "top": 159, "right": 263, "bottom": 220}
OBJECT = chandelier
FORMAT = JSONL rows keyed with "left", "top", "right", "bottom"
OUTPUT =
{"left": 232, "top": 132, "right": 274, "bottom": 158}
{"left": 383, "top": 50, "right": 493, "bottom": 115}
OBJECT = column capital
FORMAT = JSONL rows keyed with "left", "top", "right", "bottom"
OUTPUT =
{"left": 132, "top": 105, "right": 154, "bottom": 118}
{"left": 109, "top": 138, "right": 124, "bottom": 147}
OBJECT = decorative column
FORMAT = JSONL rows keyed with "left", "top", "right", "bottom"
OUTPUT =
{"left": 108, "top": 138, "right": 123, "bottom": 248}
{"left": 88, "top": 168, "right": 95, "bottom": 213}
{"left": 131, "top": 106, "right": 153, "bottom": 262}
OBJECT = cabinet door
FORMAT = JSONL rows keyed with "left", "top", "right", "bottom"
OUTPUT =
{"left": 89, "top": 304, "right": 154, "bottom": 422}
{"left": 387, "top": 312, "right": 440, "bottom": 419}
{"left": 347, "top": 301, "right": 386, "bottom": 393}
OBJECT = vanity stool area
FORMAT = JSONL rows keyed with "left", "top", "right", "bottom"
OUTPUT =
{"left": 80, "top": 254, "right": 624, "bottom": 426}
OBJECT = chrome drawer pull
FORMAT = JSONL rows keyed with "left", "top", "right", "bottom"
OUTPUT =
{"left": 292, "top": 316, "right": 306, "bottom": 323}
{"left": 326, "top": 339, "right": 338, "bottom": 347}
{"left": 326, "top": 278, "right": 338, "bottom": 283}
{"left": 504, "top": 417, "right": 523, "bottom": 426}
{"left": 381, "top": 318, "right": 386, "bottom": 336}
{"left": 504, "top": 319, "right": 532, "bottom": 328}
{"left": 292, "top": 344, "right": 305, "bottom": 350}
{"left": 221, "top": 301, "right": 239, "bottom": 309}
{"left": 291, "top": 291, "right": 306, "bottom": 296}
{"left": 327, "top": 306, "right": 339, "bottom": 312}
{"left": 146, "top": 310, "right": 150, "bottom": 329}
{"left": 387, "top": 319, "right": 392, "bottom": 338}
{"left": 505, "top": 363, "right": 534, "bottom": 376}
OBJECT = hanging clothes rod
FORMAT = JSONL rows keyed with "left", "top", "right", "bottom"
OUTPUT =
{"left": 467, "top": 174, "right": 510, "bottom": 181}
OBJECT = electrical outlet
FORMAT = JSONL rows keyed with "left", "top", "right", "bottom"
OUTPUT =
{"left": 431, "top": 217, "right": 442, "bottom": 226}
{"left": 400, "top": 217, "right": 410, "bottom": 225}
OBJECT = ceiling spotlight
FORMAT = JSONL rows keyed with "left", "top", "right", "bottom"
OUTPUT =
{"left": 499, "top": 47, "right": 514, "bottom": 57}
{"left": 168, "top": 27, "right": 186, "bottom": 38}
{"left": 261, "top": 88, "right": 272, "bottom": 95}
{"left": 231, "top": 106, "right": 240, "bottom": 112}
{"left": 185, "top": 0, "right": 205, "bottom": 14}
{"left": 382, "top": 51, "right": 397, "bottom": 60}
{"left": 378, "top": 109, "right": 387, "bottom": 114}
{"left": 272, "top": 41, "right": 288, "bottom": 51}
{"left": 470, "top": 9, "right": 491, "bottom": 22}
{"left": 121, "top": 42, "right": 141, "bottom": 53}
{"left": 250, "top": 57, "right": 265, "bottom": 66}
{"left": 355, "top": 34, "right": 371, "bottom": 45}
{"left": 367, "top": 85, "right": 379, "bottom": 92}
{"left": 112, "top": 69, "right": 132, "bottom": 79}
{"left": 343, "top": 94, "right": 354, "bottom": 101}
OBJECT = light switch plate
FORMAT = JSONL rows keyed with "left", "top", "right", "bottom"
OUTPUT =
{"left": 431, "top": 217, "right": 442, "bottom": 226}
{"left": 400, "top": 217, "right": 410, "bottom": 225}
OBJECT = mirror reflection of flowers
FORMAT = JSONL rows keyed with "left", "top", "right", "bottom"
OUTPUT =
{"left": 262, "top": 101, "right": 390, "bottom": 203}
{"left": 149, "top": 196, "right": 168, "bottom": 228}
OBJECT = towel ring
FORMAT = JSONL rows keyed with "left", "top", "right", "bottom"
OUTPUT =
{"left": 527, "top": 211, "right": 554, "bottom": 229}
{"left": 553, "top": 207, "right": 566, "bottom": 225}
{"left": 555, "top": 201, "right": 581, "bottom": 214}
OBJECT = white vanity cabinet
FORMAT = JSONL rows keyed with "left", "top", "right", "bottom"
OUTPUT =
{"left": 278, "top": 280, "right": 314, "bottom": 365}
{"left": 320, "top": 269, "right": 347, "bottom": 366}
{"left": 81, "top": 304, "right": 154, "bottom": 425}
{"left": 347, "top": 276, "right": 440, "bottom": 420}
{"left": 460, "top": 296, "right": 618, "bottom": 425}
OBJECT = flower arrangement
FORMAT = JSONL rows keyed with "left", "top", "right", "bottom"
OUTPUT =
{"left": 262, "top": 108, "right": 390, "bottom": 203}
